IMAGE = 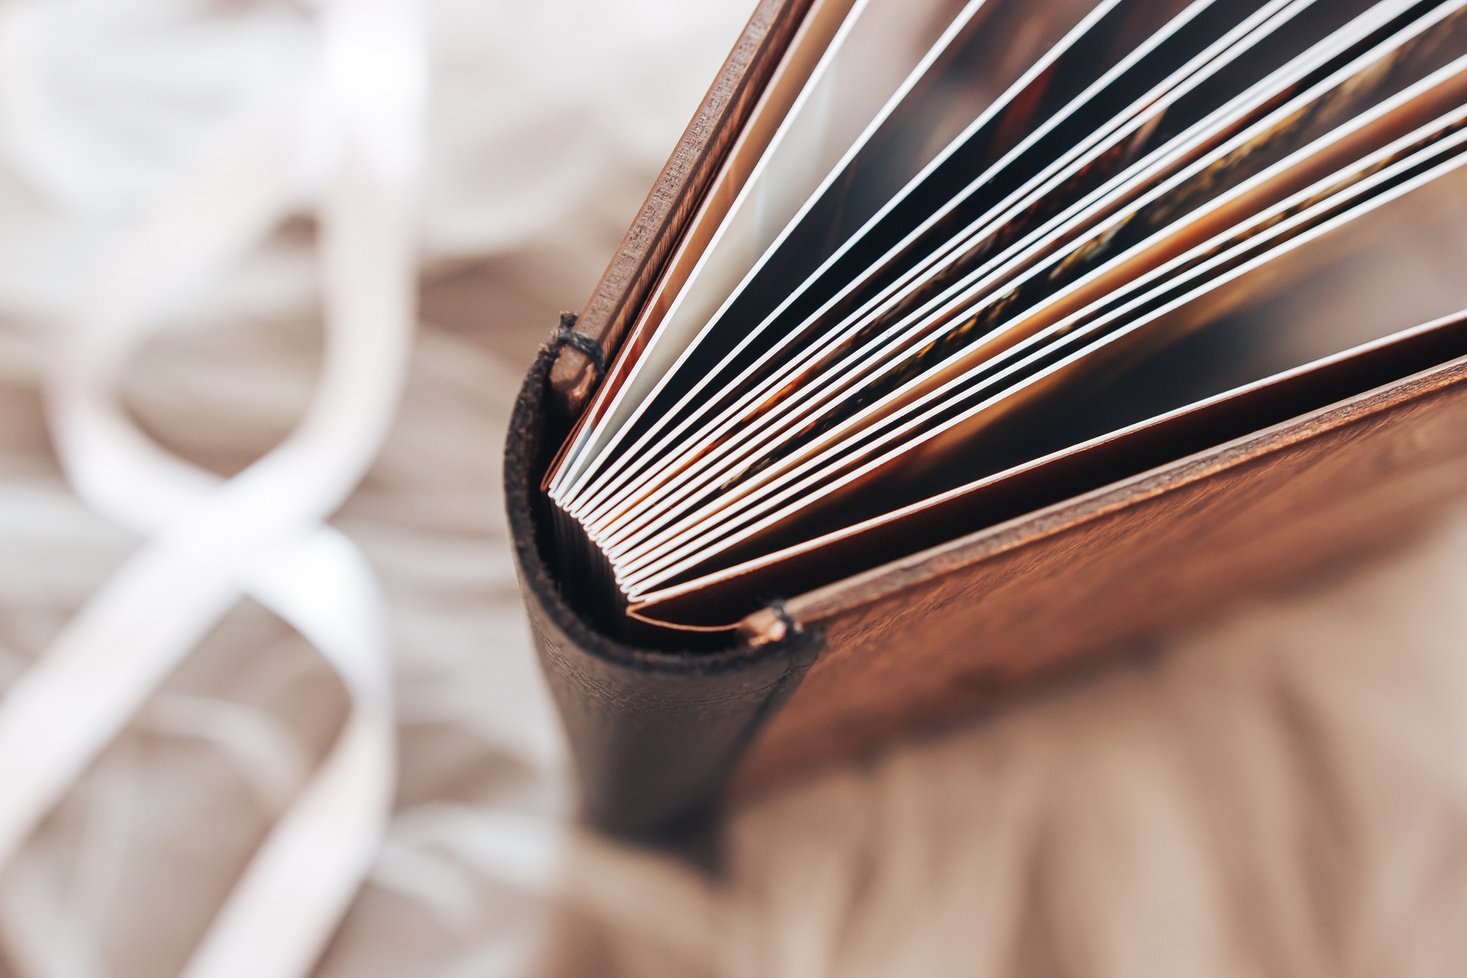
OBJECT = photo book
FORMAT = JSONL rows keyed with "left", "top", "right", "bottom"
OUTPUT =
{"left": 505, "top": 0, "right": 1467, "bottom": 835}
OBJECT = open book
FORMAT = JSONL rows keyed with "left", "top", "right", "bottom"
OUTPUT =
{"left": 540, "top": 0, "right": 1467, "bottom": 635}
{"left": 508, "top": 0, "right": 1467, "bottom": 833}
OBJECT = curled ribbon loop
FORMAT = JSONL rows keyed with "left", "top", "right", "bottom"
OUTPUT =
{"left": 0, "top": 1, "right": 425, "bottom": 976}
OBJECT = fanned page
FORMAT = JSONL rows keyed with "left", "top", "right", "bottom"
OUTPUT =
{"left": 545, "top": 0, "right": 1467, "bottom": 632}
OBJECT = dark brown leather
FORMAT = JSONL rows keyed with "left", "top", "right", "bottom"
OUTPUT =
{"left": 506, "top": 342, "right": 822, "bottom": 839}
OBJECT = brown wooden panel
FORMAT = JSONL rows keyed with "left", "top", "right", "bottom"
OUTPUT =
{"left": 735, "top": 356, "right": 1467, "bottom": 790}
{"left": 549, "top": 0, "right": 814, "bottom": 416}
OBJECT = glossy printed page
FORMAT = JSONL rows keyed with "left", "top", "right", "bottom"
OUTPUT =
{"left": 547, "top": 0, "right": 936, "bottom": 487}
{"left": 633, "top": 137, "right": 1467, "bottom": 616}
{"left": 576, "top": 0, "right": 1409, "bottom": 554}
{"left": 573, "top": 0, "right": 1262, "bottom": 536}
{"left": 551, "top": 0, "right": 1027, "bottom": 495}
{"left": 621, "top": 155, "right": 1467, "bottom": 597}
{"left": 550, "top": 0, "right": 1113, "bottom": 500}
{"left": 545, "top": 0, "right": 1467, "bottom": 625}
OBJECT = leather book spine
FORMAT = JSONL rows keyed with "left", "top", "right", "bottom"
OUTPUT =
{"left": 505, "top": 340, "right": 823, "bottom": 838}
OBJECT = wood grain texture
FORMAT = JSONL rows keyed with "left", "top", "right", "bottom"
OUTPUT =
{"left": 548, "top": 0, "right": 813, "bottom": 416}
{"left": 732, "top": 357, "right": 1467, "bottom": 792}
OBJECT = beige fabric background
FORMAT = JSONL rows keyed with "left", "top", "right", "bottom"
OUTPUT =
{"left": 1, "top": 1, "right": 1465, "bottom": 975}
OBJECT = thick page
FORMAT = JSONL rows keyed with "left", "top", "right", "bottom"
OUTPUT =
{"left": 542, "top": 0, "right": 1467, "bottom": 630}
{"left": 583, "top": 0, "right": 1443, "bottom": 563}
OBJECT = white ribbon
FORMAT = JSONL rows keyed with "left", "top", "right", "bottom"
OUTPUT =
{"left": 0, "top": 1, "right": 425, "bottom": 976}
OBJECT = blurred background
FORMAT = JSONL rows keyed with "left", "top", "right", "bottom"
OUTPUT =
{"left": 1, "top": 1, "right": 1465, "bottom": 976}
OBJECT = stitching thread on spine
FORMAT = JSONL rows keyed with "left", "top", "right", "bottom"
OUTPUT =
{"left": 767, "top": 599, "right": 803, "bottom": 639}
{"left": 553, "top": 311, "right": 606, "bottom": 381}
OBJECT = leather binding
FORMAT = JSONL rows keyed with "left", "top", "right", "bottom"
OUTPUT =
{"left": 505, "top": 0, "right": 1467, "bottom": 838}
{"left": 507, "top": 342, "right": 823, "bottom": 839}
